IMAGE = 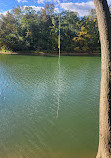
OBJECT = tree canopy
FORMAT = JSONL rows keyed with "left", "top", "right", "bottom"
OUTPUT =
{"left": 0, "top": 4, "right": 101, "bottom": 53}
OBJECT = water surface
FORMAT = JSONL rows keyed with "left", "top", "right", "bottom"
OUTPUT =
{"left": 0, "top": 55, "right": 101, "bottom": 158}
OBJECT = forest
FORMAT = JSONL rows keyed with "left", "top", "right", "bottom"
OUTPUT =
{"left": 0, "top": 4, "right": 105, "bottom": 54}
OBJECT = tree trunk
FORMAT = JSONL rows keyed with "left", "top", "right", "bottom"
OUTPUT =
{"left": 93, "top": 0, "right": 111, "bottom": 157}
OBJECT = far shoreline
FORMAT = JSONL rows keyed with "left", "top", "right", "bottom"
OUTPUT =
{"left": 0, "top": 51, "right": 101, "bottom": 57}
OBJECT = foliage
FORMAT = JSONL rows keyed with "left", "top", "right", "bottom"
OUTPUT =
{"left": 0, "top": 5, "right": 100, "bottom": 53}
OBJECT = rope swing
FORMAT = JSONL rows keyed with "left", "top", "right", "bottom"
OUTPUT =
{"left": 56, "top": 0, "right": 61, "bottom": 119}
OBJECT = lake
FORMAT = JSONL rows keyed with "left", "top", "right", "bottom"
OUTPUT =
{"left": 0, "top": 55, "right": 101, "bottom": 158}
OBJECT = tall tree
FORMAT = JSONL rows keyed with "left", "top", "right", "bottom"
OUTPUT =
{"left": 0, "top": 5, "right": 100, "bottom": 53}
{"left": 93, "top": 0, "right": 111, "bottom": 157}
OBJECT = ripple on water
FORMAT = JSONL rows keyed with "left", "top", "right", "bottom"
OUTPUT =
{"left": 0, "top": 55, "right": 100, "bottom": 158}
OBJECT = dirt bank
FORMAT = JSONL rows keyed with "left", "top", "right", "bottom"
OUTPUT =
{"left": 0, "top": 51, "right": 101, "bottom": 56}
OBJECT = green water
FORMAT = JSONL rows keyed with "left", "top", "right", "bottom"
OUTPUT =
{"left": 0, "top": 55, "right": 101, "bottom": 158}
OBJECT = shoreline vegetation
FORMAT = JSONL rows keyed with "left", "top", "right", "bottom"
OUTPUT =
{"left": 0, "top": 5, "right": 101, "bottom": 54}
{"left": 0, "top": 51, "right": 101, "bottom": 56}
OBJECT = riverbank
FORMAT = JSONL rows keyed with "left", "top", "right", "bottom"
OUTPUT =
{"left": 0, "top": 51, "right": 101, "bottom": 56}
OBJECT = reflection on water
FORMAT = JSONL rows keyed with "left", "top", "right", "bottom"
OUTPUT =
{"left": 56, "top": 57, "right": 61, "bottom": 119}
{"left": 0, "top": 55, "right": 101, "bottom": 158}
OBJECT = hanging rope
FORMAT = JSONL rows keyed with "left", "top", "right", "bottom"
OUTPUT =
{"left": 58, "top": 7, "right": 61, "bottom": 62}
{"left": 56, "top": 1, "right": 61, "bottom": 119}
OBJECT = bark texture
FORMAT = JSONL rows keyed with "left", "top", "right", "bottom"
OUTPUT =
{"left": 93, "top": 0, "right": 111, "bottom": 157}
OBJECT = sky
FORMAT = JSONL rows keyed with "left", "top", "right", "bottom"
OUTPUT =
{"left": 0, "top": 0, "right": 111, "bottom": 17}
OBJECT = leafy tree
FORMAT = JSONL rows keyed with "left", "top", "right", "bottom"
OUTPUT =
{"left": 73, "top": 26, "right": 91, "bottom": 52}
{"left": 0, "top": 4, "right": 100, "bottom": 53}
{"left": 0, "top": 12, "right": 24, "bottom": 51}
